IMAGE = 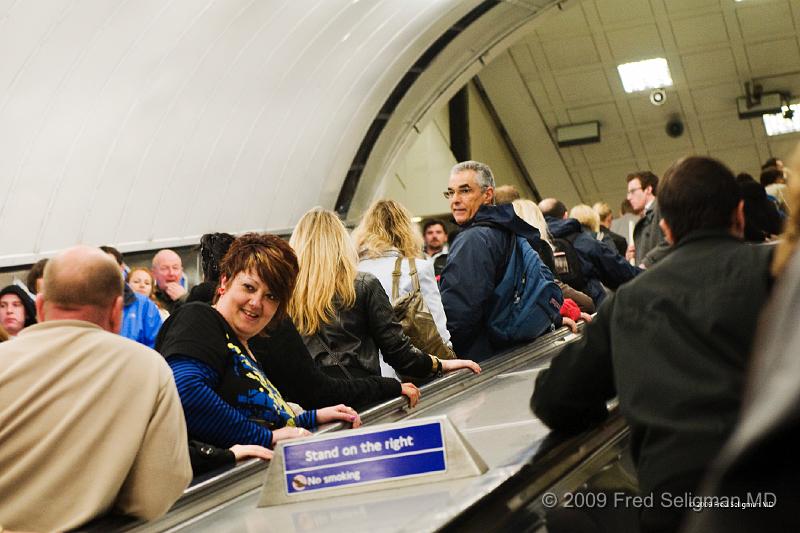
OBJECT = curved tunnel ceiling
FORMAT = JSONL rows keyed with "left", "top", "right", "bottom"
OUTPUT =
{"left": 0, "top": 0, "right": 561, "bottom": 268}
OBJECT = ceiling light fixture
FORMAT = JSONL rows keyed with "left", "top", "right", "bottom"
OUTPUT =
{"left": 763, "top": 103, "right": 800, "bottom": 136}
{"left": 617, "top": 58, "right": 673, "bottom": 93}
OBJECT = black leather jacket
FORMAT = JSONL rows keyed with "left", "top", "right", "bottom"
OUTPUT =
{"left": 302, "top": 272, "right": 434, "bottom": 379}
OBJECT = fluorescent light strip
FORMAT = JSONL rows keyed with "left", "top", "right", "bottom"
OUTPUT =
{"left": 763, "top": 104, "right": 800, "bottom": 136}
{"left": 617, "top": 58, "right": 673, "bottom": 93}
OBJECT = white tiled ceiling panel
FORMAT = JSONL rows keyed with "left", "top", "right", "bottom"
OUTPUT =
{"left": 481, "top": 0, "right": 800, "bottom": 208}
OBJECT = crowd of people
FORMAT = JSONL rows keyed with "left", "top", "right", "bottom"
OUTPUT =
{"left": 0, "top": 151, "right": 796, "bottom": 532}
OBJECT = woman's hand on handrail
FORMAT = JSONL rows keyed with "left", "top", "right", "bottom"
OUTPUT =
{"left": 442, "top": 359, "right": 481, "bottom": 375}
{"left": 230, "top": 444, "right": 273, "bottom": 462}
{"left": 317, "top": 404, "right": 362, "bottom": 428}
{"left": 272, "top": 426, "right": 312, "bottom": 446}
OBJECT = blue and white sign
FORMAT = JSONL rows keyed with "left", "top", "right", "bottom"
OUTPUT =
{"left": 282, "top": 421, "right": 446, "bottom": 495}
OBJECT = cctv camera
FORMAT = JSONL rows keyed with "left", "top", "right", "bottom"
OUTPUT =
{"left": 666, "top": 118, "right": 684, "bottom": 138}
{"left": 650, "top": 88, "right": 666, "bottom": 106}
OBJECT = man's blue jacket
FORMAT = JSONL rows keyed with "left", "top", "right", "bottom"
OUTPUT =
{"left": 439, "top": 203, "right": 549, "bottom": 362}
{"left": 547, "top": 216, "right": 640, "bottom": 305}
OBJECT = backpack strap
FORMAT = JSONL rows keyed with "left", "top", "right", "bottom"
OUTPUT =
{"left": 392, "top": 256, "right": 403, "bottom": 301}
{"left": 473, "top": 220, "right": 516, "bottom": 283}
{"left": 407, "top": 257, "right": 421, "bottom": 293}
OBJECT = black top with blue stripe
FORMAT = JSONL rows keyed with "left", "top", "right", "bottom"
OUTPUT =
{"left": 157, "top": 302, "right": 316, "bottom": 448}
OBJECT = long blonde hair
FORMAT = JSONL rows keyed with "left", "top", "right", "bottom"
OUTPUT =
{"left": 288, "top": 207, "right": 358, "bottom": 336}
{"left": 351, "top": 199, "right": 423, "bottom": 259}
{"left": 570, "top": 204, "right": 600, "bottom": 232}
{"left": 513, "top": 198, "right": 553, "bottom": 247}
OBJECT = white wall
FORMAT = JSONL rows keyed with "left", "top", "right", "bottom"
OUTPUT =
{"left": 0, "top": 0, "right": 485, "bottom": 267}
{"left": 379, "top": 80, "right": 538, "bottom": 219}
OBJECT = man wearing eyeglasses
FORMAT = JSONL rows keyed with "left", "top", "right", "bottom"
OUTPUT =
{"left": 625, "top": 171, "right": 670, "bottom": 268}
{"left": 438, "top": 160, "right": 557, "bottom": 362}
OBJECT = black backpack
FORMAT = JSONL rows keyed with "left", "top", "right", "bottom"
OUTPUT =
{"left": 551, "top": 232, "right": 587, "bottom": 292}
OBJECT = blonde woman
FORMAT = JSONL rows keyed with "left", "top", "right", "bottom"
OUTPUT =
{"left": 512, "top": 199, "right": 595, "bottom": 315}
{"left": 289, "top": 208, "right": 480, "bottom": 397}
{"left": 352, "top": 199, "right": 451, "bottom": 377}
{"left": 592, "top": 202, "right": 628, "bottom": 255}
{"left": 569, "top": 204, "right": 600, "bottom": 233}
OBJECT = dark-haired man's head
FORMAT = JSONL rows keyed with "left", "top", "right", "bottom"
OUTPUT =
{"left": 26, "top": 258, "right": 48, "bottom": 295}
{"left": 626, "top": 171, "right": 658, "bottom": 214}
{"left": 658, "top": 156, "right": 743, "bottom": 245}
{"left": 422, "top": 219, "right": 447, "bottom": 255}
{"left": 736, "top": 172, "right": 757, "bottom": 184}
{"left": 760, "top": 166, "right": 785, "bottom": 187}
{"left": 761, "top": 157, "right": 783, "bottom": 171}
{"left": 199, "top": 233, "right": 235, "bottom": 283}
{"left": 538, "top": 198, "right": 568, "bottom": 219}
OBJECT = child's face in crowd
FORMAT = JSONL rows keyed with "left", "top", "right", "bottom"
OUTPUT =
{"left": 129, "top": 270, "right": 154, "bottom": 297}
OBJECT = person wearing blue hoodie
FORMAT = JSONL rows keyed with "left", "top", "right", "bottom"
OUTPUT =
{"left": 101, "top": 246, "right": 163, "bottom": 349}
{"left": 439, "top": 160, "right": 563, "bottom": 362}
{"left": 540, "top": 198, "right": 641, "bottom": 305}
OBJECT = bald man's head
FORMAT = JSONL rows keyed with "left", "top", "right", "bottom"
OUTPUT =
{"left": 43, "top": 246, "right": 123, "bottom": 309}
{"left": 538, "top": 198, "right": 568, "bottom": 219}
{"left": 152, "top": 249, "right": 183, "bottom": 290}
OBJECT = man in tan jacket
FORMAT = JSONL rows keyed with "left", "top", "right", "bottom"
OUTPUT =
{"left": 0, "top": 246, "right": 192, "bottom": 532}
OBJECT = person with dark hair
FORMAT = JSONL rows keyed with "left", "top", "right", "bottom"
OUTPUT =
{"left": 539, "top": 198, "right": 640, "bottom": 306}
{"left": 625, "top": 170, "right": 670, "bottom": 267}
{"left": 684, "top": 148, "right": 800, "bottom": 533}
{"left": 421, "top": 218, "right": 448, "bottom": 263}
{"left": 531, "top": 156, "right": 775, "bottom": 533}
{"left": 761, "top": 156, "right": 783, "bottom": 170}
{"left": 157, "top": 233, "right": 362, "bottom": 450}
{"left": 26, "top": 258, "right": 48, "bottom": 295}
{"left": 735, "top": 171, "right": 756, "bottom": 183}
{"left": 738, "top": 178, "right": 783, "bottom": 242}
{"left": 760, "top": 166, "right": 788, "bottom": 214}
{"left": 0, "top": 285, "right": 37, "bottom": 337}
{"left": 101, "top": 245, "right": 163, "bottom": 349}
{"left": 186, "top": 232, "right": 236, "bottom": 304}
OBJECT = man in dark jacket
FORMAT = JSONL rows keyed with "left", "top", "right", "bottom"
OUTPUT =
{"left": 439, "top": 160, "right": 557, "bottom": 362}
{"left": 539, "top": 198, "right": 640, "bottom": 305}
{"left": 531, "top": 156, "right": 774, "bottom": 533}
{"left": 626, "top": 171, "right": 671, "bottom": 267}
